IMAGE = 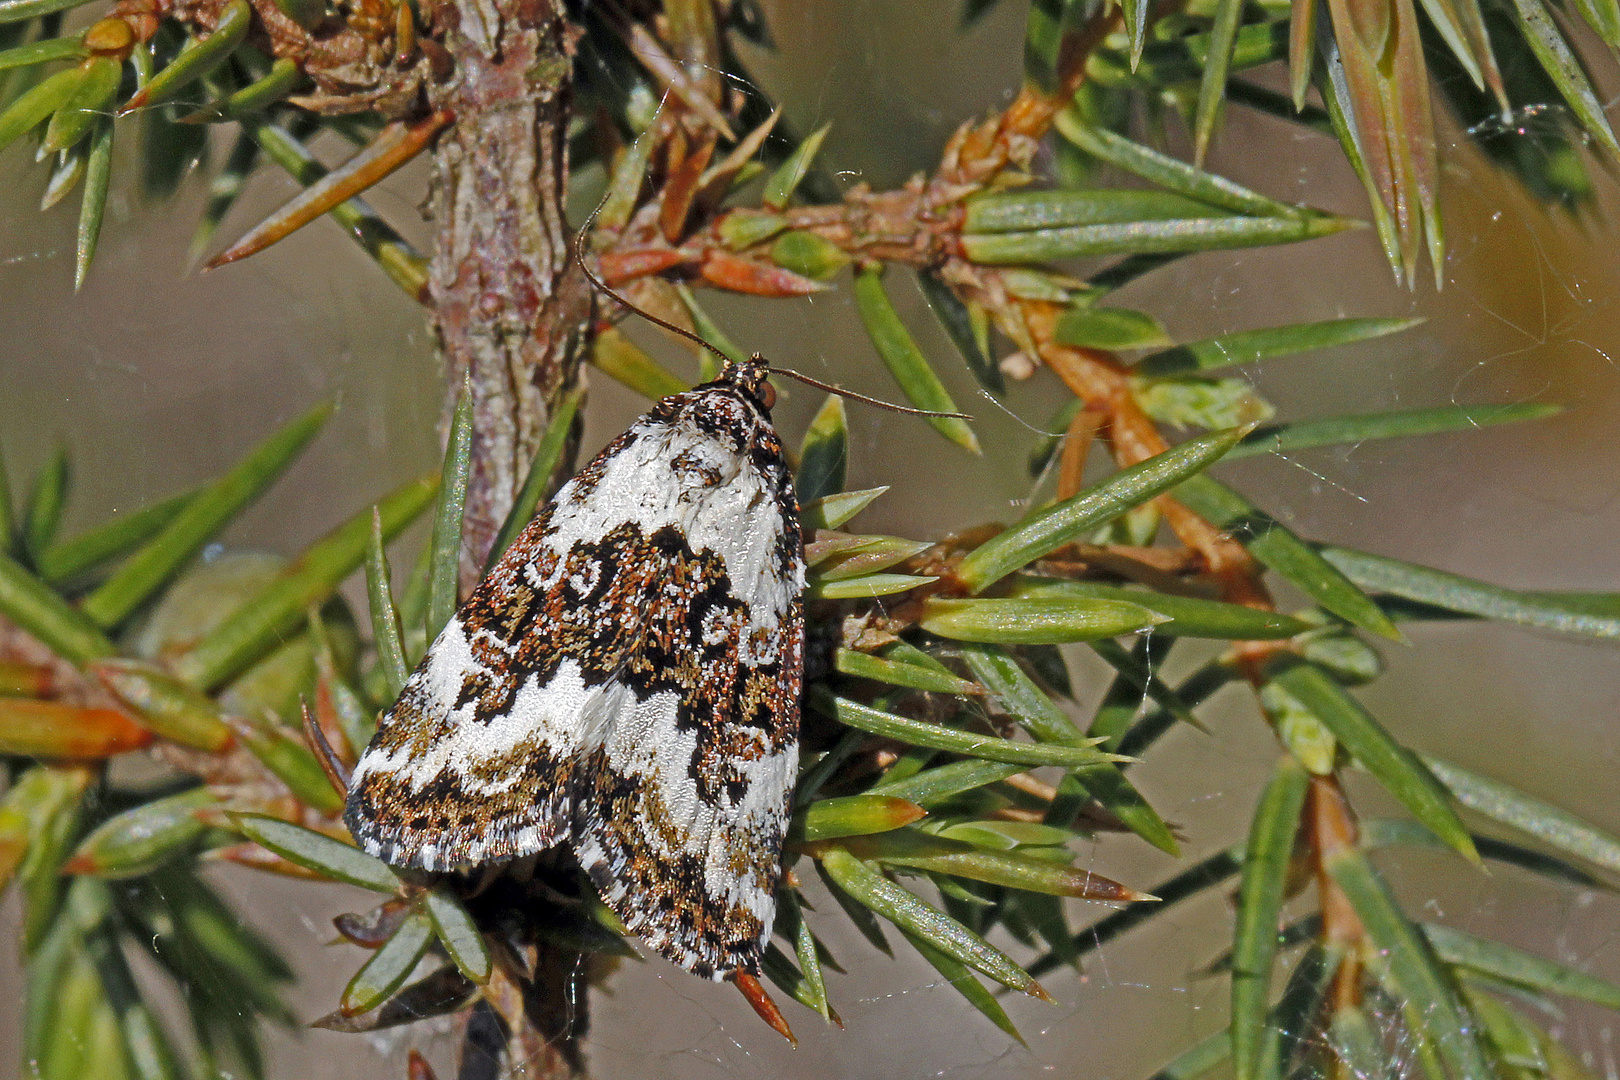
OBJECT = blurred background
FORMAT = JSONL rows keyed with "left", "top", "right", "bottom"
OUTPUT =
{"left": 2, "top": 1, "right": 1618, "bottom": 1077}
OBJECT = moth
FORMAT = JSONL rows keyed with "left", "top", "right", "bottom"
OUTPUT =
{"left": 345, "top": 357, "right": 806, "bottom": 981}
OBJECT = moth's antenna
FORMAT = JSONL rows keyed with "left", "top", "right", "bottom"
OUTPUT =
{"left": 770, "top": 367, "right": 972, "bottom": 420}
{"left": 575, "top": 190, "right": 735, "bottom": 371}
{"left": 573, "top": 192, "right": 973, "bottom": 422}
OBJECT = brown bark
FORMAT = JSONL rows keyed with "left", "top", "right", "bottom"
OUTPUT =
{"left": 423, "top": 1, "right": 593, "bottom": 1073}
{"left": 426, "top": 0, "right": 593, "bottom": 594}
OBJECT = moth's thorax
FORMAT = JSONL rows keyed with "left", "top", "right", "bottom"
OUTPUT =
{"left": 714, "top": 357, "right": 773, "bottom": 409}
{"left": 651, "top": 377, "right": 779, "bottom": 462}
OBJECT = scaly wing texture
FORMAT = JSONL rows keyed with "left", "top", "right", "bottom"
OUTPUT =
{"left": 345, "top": 422, "right": 662, "bottom": 871}
{"left": 570, "top": 385, "right": 805, "bottom": 979}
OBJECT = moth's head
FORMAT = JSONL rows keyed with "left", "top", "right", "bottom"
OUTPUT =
{"left": 721, "top": 355, "right": 777, "bottom": 411}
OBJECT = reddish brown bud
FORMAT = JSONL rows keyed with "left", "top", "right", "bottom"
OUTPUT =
{"left": 700, "top": 250, "right": 826, "bottom": 297}
{"left": 598, "top": 247, "right": 687, "bottom": 286}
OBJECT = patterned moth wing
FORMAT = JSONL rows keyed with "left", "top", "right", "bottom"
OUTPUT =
{"left": 345, "top": 359, "right": 806, "bottom": 979}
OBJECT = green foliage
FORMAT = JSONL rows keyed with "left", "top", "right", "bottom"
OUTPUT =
{"left": 853, "top": 266, "right": 981, "bottom": 454}
{"left": 426, "top": 385, "right": 473, "bottom": 643}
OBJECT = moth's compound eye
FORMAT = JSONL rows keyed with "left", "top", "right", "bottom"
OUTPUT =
{"left": 757, "top": 379, "right": 777, "bottom": 410}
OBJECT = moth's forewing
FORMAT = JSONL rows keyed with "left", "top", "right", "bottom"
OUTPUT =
{"left": 342, "top": 441, "right": 648, "bottom": 871}
{"left": 572, "top": 381, "right": 805, "bottom": 979}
